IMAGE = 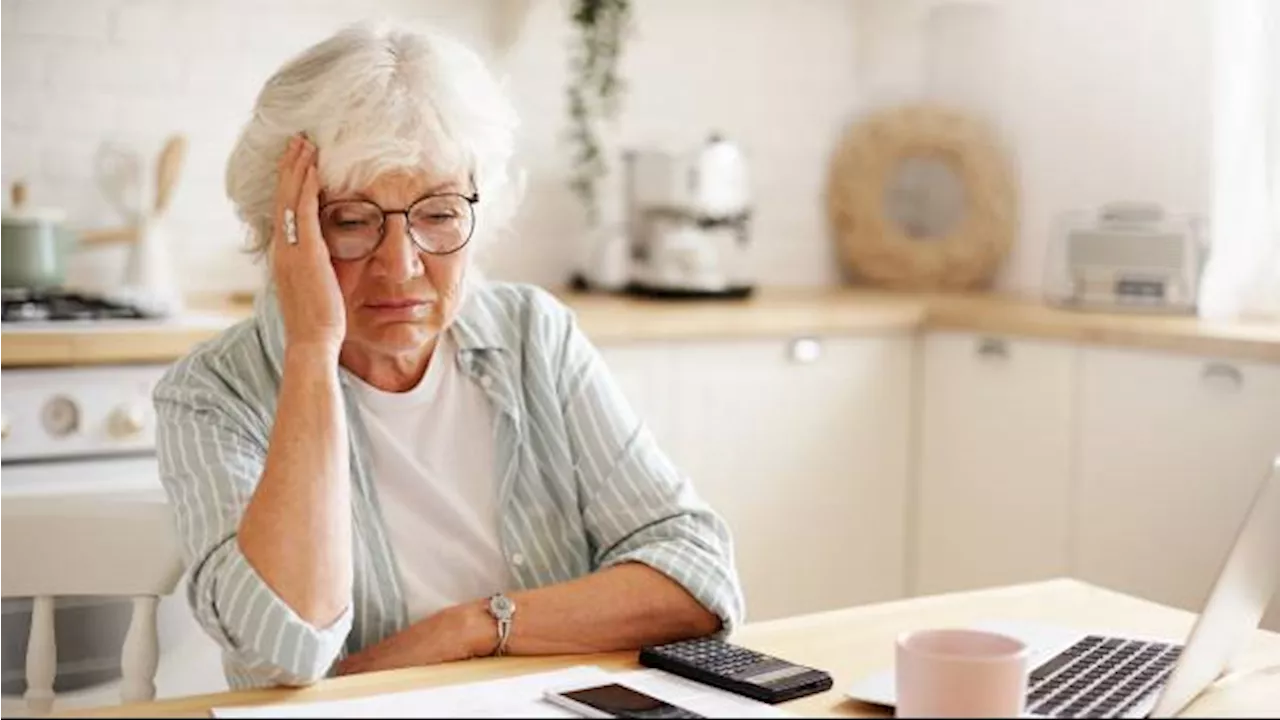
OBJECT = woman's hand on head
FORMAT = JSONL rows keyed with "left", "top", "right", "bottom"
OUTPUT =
{"left": 272, "top": 134, "right": 346, "bottom": 356}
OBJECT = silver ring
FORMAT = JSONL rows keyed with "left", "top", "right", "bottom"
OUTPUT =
{"left": 283, "top": 209, "right": 298, "bottom": 245}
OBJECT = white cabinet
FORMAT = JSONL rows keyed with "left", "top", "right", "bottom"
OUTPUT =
{"left": 1076, "top": 348, "right": 1280, "bottom": 626}
{"left": 915, "top": 332, "right": 1077, "bottom": 595}
{"left": 600, "top": 333, "right": 914, "bottom": 621}
{"left": 600, "top": 325, "right": 1280, "bottom": 628}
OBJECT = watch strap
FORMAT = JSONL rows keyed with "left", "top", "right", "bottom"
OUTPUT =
{"left": 495, "top": 616, "right": 512, "bottom": 656}
{"left": 488, "top": 593, "right": 515, "bottom": 657}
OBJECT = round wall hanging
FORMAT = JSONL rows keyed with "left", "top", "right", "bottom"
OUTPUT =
{"left": 827, "top": 105, "right": 1017, "bottom": 291}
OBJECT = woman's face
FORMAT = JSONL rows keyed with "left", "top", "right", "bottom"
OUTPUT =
{"left": 322, "top": 168, "right": 472, "bottom": 362}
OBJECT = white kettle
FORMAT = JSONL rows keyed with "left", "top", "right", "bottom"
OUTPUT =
{"left": 689, "top": 133, "right": 750, "bottom": 219}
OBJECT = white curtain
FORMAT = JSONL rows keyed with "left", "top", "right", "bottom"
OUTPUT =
{"left": 1200, "top": 0, "right": 1280, "bottom": 320}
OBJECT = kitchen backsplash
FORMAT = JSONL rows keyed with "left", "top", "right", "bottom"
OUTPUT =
{"left": 1, "top": 0, "right": 862, "bottom": 293}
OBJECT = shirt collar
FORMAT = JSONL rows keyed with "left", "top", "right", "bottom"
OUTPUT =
{"left": 448, "top": 287, "right": 512, "bottom": 354}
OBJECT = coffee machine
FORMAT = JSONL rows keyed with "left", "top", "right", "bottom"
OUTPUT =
{"left": 623, "top": 134, "right": 755, "bottom": 298}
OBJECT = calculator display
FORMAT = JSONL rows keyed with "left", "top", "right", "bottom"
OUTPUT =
{"left": 742, "top": 665, "right": 809, "bottom": 685}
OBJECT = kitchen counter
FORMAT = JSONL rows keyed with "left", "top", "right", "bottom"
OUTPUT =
{"left": 560, "top": 289, "right": 1280, "bottom": 360}
{"left": 2, "top": 288, "right": 1278, "bottom": 368}
{"left": 0, "top": 313, "right": 241, "bottom": 368}
{"left": 563, "top": 288, "right": 929, "bottom": 343}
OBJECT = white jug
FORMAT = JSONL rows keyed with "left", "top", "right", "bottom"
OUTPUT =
{"left": 690, "top": 133, "right": 750, "bottom": 219}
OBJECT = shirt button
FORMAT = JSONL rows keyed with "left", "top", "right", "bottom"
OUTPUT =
{"left": 480, "top": 375, "right": 494, "bottom": 389}
{"left": 511, "top": 553, "right": 525, "bottom": 566}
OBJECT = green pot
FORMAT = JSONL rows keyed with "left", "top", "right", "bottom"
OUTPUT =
{"left": 2, "top": 213, "right": 76, "bottom": 289}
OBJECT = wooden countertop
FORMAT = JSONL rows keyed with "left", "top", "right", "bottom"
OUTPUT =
{"left": 562, "top": 288, "right": 929, "bottom": 344}
{"left": 2, "top": 288, "right": 1277, "bottom": 368}
{"left": 0, "top": 314, "right": 237, "bottom": 368}
{"left": 66, "top": 579, "right": 1280, "bottom": 718}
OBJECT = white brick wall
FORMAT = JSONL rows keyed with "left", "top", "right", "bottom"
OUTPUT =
{"left": 1, "top": 0, "right": 862, "bottom": 293}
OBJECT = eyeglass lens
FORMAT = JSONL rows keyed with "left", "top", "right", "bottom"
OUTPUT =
{"left": 319, "top": 194, "right": 476, "bottom": 260}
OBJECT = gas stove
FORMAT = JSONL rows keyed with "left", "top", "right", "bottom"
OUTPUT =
{"left": 0, "top": 289, "right": 237, "bottom": 480}
{"left": 1, "top": 288, "right": 163, "bottom": 323}
{"left": 1, "top": 290, "right": 181, "bottom": 486}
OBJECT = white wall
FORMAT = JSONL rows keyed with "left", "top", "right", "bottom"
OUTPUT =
{"left": 0, "top": 0, "right": 1215, "bottom": 296}
{"left": 860, "top": 0, "right": 1213, "bottom": 294}
{"left": 1, "top": 0, "right": 861, "bottom": 293}
{"left": 996, "top": 0, "right": 1212, "bottom": 294}
{"left": 497, "top": 0, "right": 863, "bottom": 287}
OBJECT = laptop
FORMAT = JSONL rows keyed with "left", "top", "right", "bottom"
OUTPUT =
{"left": 846, "top": 456, "right": 1280, "bottom": 719}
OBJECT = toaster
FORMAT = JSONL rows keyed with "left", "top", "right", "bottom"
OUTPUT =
{"left": 1046, "top": 202, "right": 1207, "bottom": 314}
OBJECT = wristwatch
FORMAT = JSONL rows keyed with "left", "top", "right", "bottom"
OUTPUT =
{"left": 486, "top": 593, "right": 516, "bottom": 656}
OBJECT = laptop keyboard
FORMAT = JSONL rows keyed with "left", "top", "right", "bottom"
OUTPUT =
{"left": 1027, "top": 635, "right": 1183, "bottom": 718}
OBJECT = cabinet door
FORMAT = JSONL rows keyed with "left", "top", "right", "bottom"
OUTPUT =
{"left": 600, "top": 334, "right": 913, "bottom": 621}
{"left": 915, "top": 332, "right": 1077, "bottom": 596}
{"left": 1077, "top": 349, "right": 1280, "bottom": 628}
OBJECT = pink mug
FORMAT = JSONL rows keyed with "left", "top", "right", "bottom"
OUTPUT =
{"left": 895, "top": 628, "right": 1030, "bottom": 718}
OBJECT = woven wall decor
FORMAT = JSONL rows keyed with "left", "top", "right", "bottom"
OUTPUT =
{"left": 827, "top": 105, "right": 1017, "bottom": 290}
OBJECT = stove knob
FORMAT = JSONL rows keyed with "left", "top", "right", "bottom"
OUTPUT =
{"left": 109, "top": 403, "right": 150, "bottom": 439}
{"left": 42, "top": 396, "right": 80, "bottom": 438}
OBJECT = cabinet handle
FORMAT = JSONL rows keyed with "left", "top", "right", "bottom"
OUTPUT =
{"left": 789, "top": 337, "right": 823, "bottom": 364}
{"left": 975, "top": 337, "right": 1009, "bottom": 359}
{"left": 1201, "top": 362, "right": 1244, "bottom": 393}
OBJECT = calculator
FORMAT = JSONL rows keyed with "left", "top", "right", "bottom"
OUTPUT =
{"left": 638, "top": 637, "right": 833, "bottom": 704}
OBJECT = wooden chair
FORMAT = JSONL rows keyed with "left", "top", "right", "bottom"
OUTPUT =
{"left": 1, "top": 493, "right": 184, "bottom": 716}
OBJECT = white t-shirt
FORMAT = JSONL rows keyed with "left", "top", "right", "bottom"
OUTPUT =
{"left": 348, "top": 333, "right": 510, "bottom": 622}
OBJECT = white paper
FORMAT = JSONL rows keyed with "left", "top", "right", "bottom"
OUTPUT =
{"left": 211, "top": 666, "right": 610, "bottom": 719}
{"left": 211, "top": 665, "right": 793, "bottom": 719}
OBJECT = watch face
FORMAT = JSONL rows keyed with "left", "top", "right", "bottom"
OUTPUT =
{"left": 490, "top": 595, "right": 515, "bottom": 617}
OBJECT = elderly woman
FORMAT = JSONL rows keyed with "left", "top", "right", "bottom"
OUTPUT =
{"left": 154, "top": 22, "right": 743, "bottom": 689}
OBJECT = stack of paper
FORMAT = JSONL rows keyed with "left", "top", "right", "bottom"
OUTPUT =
{"left": 211, "top": 665, "right": 793, "bottom": 718}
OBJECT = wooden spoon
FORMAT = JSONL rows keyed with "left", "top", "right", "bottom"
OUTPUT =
{"left": 80, "top": 134, "right": 186, "bottom": 246}
{"left": 154, "top": 134, "right": 187, "bottom": 215}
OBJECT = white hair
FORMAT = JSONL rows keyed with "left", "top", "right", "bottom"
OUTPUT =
{"left": 226, "top": 21, "right": 520, "bottom": 257}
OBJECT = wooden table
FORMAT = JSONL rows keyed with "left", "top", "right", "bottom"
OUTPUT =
{"left": 73, "top": 580, "right": 1280, "bottom": 718}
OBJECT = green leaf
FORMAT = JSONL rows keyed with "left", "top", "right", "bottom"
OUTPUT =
{"left": 565, "top": 0, "right": 632, "bottom": 222}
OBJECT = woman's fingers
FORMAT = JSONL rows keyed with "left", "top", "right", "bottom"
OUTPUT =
{"left": 284, "top": 140, "right": 312, "bottom": 222}
{"left": 275, "top": 136, "right": 303, "bottom": 205}
{"left": 290, "top": 141, "right": 314, "bottom": 199}
{"left": 277, "top": 135, "right": 299, "bottom": 171}
{"left": 274, "top": 138, "right": 303, "bottom": 245}
{"left": 268, "top": 135, "right": 347, "bottom": 349}
{"left": 271, "top": 136, "right": 306, "bottom": 265}
{"left": 297, "top": 163, "right": 324, "bottom": 252}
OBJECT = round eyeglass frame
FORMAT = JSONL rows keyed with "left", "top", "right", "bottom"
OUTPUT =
{"left": 317, "top": 192, "right": 481, "bottom": 261}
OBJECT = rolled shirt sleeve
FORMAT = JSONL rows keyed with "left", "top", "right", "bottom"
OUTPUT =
{"left": 558, "top": 314, "right": 746, "bottom": 633}
{"left": 154, "top": 367, "right": 352, "bottom": 687}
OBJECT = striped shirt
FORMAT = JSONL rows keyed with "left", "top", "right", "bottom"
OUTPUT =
{"left": 153, "top": 282, "right": 744, "bottom": 689}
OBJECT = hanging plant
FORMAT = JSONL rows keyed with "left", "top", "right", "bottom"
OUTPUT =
{"left": 567, "top": 0, "right": 632, "bottom": 226}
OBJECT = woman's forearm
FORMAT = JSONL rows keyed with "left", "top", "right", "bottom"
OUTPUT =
{"left": 334, "top": 563, "right": 720, "bottom": 676}
{"left": 238, "top": 345, "right": 352, "bottom": 627}
{"left": 497, "top": 563, "right": 721, "bottom": 655}
{"left": 465, "top": 563, "right": 724, "bottom": 656}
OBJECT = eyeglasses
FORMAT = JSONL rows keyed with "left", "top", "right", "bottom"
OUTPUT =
{"left": 318, "top": 192, "right": 480, "bottom": 261}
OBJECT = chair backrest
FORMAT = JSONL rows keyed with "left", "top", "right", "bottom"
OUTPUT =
{"left": 2, "top": 492, "right": 184, "bottom": 716}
